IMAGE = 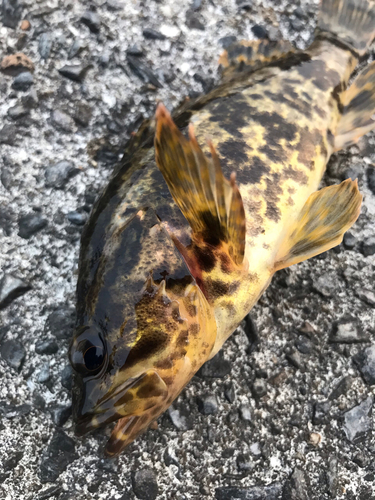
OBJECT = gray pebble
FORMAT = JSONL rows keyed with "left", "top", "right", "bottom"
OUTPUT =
{"left": 39, "top": 429, "right": 77, "bottom": 483}
{"left": 51, "top": 110, "right": 74, "bottom": 132}
{"left": 343, "top": 396, "right": 373, "bottom": 443}
{"left": 329, "top": 317, "right": 368, "bottom": 343}
{"left": 37, "top": 363, "right": 50, "bottom": 383}
{"left": 343, "top": 231, "right": 356, "bottom": 249}
{"left": 12, "top": 72, "right": 33, "bottom": 91}
{"left": 45, "top": 306, "right": 75, "bottom": 340}
{"left": 282, "top": 468, "right": 309, "bottom": 500}
{"left": 0, "top": 339, "right": 25, "bottom": 371}
{"left": 58, "top": 64, "right": 89, "bottom": 82}
{"left": 312, "top": 273, "right": 337, "bottom": 298}
{"left": 66, "top": 211, "right": 87, "bottom": 226}
{"left": 197, "top": 352, "right": 231, "bottom": 378}
{"left": 0, "top": 274, "right": 31, "bottom": 309}
{"left": 80, "top": 10, "right": 101, "bottom": 33}
{"left": 18, "top": 213, "right": 48, "bottom": 239}
{"left": 239, "top": 404, "right": 252, "bottom": 422}
{"left": 268, "top": 26, "right": 282, "bottom": 41}
{"left": 312, "top": 400, "right": 331, "bottom": 425}
{"left": 38, "top": 33, "right": 53, "bottom": 60}
{"left": 196, "top": 394, "right": 218, "bottom": 415}
{"left": 49, "top": 405, "right": 72, "bottom": 426}
{"left": 353, "top": 345, "right": 375, "bottom": 385}
{"left": 68, "top": 39, "right": 85, "bottom": 59}
{"left": 185, "top": 10, "right": 205, "bottom": 30}
{"left": 218, "top": 35, "right": 237, "bottom": 48}
{"left": 356, "top": 289, "right": 375, "bottom": 307}
{"left": 361, "top": 236, "right": 375, "bottom": 257}
{"left": 290, "top": 18, "right": 304, "bottom": 31}
{"left": 126, "top": 45, "right": 143, "bottom": 56}
{"left": 224, "top": 383, "right": 235, "bottom": 404}
{"left": 22, "top": 88, "right": 38, "bottom": 109}
{"left": 7, "top": 103, "right": 29, "bottom": 120}
{"left": 35, "top": 339, "right": 58, "bottom": 355}
{"left": 2, "top": 0, "right": 23, "bottom": 29}
{"left": 74, "top": 102, "right": 92, "bottom": 127}
{"left": 236, "top": 453, "right": 253, "bottom": 472}
{"left": 60, "top": 365, "right": 73, "bottom": 391}
{"left": 45, "top": 160, "right": 79, "bottom": 189}
{"left": 132, "top": 468, "right": 158, "bottom": 500}
{"left": 126, "top": 55, "right": 163, "bottom": 88}
{"left": 0, "top": 124, "right": 18, "bottom": 145}
{"left": 143, "top": 28, "right": 166, "bottom": 40}
{"left": 251, "top": 378, "right": 267, "bottom": 398}
{"left": 329, "top": 376, "right": 353, "bottom": 400}
{"left": 167, "top": 405, "right": 193, "bottom": 431}
{"left": 251, "top": 24, "right": 268, "bottom": 39}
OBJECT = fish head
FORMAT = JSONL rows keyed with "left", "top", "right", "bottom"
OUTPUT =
{"left": 69, "top": 206, "right": 217, "bottom": 455}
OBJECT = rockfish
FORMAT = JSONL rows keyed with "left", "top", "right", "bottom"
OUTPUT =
{"left": 69, "top": 0, "right": 375, "bottom": 456}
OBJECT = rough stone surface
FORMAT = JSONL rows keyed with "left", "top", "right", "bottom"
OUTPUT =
{"left": 343, "top": 396, "right": 373, "bottom": 443}
{"left": 1, "top": 1, "right": 375, "bottom": 499}
{"left": 132, "top": 468, "right": 158, "bottom": 500}
{"left": 353, "top": 346, "right": 375, "bottom": 385}
{"left": 0, "top": 274, "right": 31, "bottom": 309}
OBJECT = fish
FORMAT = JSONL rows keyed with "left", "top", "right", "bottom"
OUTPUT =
{"left": 69, "top": 0, "right": 375, "bottom": 456}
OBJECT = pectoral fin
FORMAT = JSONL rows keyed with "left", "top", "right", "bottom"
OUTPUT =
{"left": 274, "top": 179, "right": 362, "bottom": 271}
{"left": 334, "top": 61, "right": 375, "bottom": 151}
{"left": 155, "top": 103, "right": 246, "bottom": 266}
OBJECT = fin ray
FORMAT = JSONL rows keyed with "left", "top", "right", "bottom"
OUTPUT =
{"left": 274, "top": 179, "right": 362, "bottom": 271}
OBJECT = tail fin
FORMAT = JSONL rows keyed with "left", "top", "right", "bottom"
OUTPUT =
{"left": 317, "top": 0, "right": 375, "bottom": 56}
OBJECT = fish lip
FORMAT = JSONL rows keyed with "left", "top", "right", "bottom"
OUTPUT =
{"left": 73, "top": 377, "right": 140, "bottom": 436}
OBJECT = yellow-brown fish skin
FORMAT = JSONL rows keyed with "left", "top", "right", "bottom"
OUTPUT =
{"left": 69, "top": 0, "right": 375, "bottom": 456}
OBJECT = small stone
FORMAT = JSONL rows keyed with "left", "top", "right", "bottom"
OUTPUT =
{"left": 343, "top": 231, "right": 356, "bottom": 249}
{"left": 132, "top": 468, "right": 158, "bottom": 500}
{"left": 0, "top": 340, "right": 25, "bottom": 371}
{"left": 250, "top": 442, "right": 262, "bottom": 457}
{"left": 215, "top": 483, "right": 283, "bottom": 500}
{"left": 236, "top": 0, "right": 253, "bottom": 10}
{"left": 12, "top": 71, "right": 33, "bottom": 91}
{"left": 127, "top": 55, "right": 163, "bottom": 88}
{"left": 224, "top": 383, "right": 235, "bottom": 404}
{"left": 2, "top": 0, "right": 23, "bottom": 29}
{"left": 68, "top": 39, "right": 85, "bottom": 59}
{"left": 35, "top": 339, "right": 58, "bottom": 355}
{"left": 353, "top": 345, "right": 375, "bottom": 385}
{"left": 290, "top": 18, "right": 304, "bottom": 31}
{"left": 45, "top": 160, "right": 79, "bottom": 189}
{"left": 20, "top": 19, "right": 31, "bottom": 30}
{"left": 106, "top": 0, "right": 123, "bottom": 10}
{"left": 38, "top": 33, "right": 52, "bottom": 59}
{"left": 329, "top": 375, "right": 353, "bottom": 400}
{"left": 38, "top": 363, "right": 50, "bottom": 383}
{"left": 308, "top": 432, "right": 321, "bottom": 446}
{"left": 251, "top": 24, "right": 268, "bottom": 39}
{"left": 80, "top": 10, "right": 101, "bottom": 33}
{"left": 0, "top": 274, "right": 31, "bottom": 309}
{"left": 66, "top": 211, "right": 87, "bottom": 226}
{"left": 268, "top": 26, "right": 282, "bottom": 41}
{"left": 0, "top": 124, "right": 18, "bottom": 145}
{"left": 361, "top": 236, "right": 375, "bottom": 257}
{"left": 61, "top": 365, "right": 73, "bottom": 391}
{"left": 312, "top": 273, "right": 336, "bottom": 297}
{"left": 312, "top": 400, "right": 331, "bottom": 425}
{"left": 343, "top": 396, "right": 373, "bottom": 443}
{"left": 251, "top": 378, "right": 267, "bottom": 398}
{"left": 367, "top": 167, "right": 375, "bottom": 195}
{"left": 239, "top": 404, "right": 252, "bottom": 422}
{"left": 143, "top": 28, "right": 166, "bottom": 40}
{"left": 197, "top": 352, "right": 231, "bottom": 378}
{"left": 295, "top": 336, "right": 312, "bottom": 354}
{"left": 58, "top": 64, "right": 89, "bottom": 82}
{"left": 186, "top": 10, "right": 205, "bottom": 30}
{"left": 282, "top": 468, "right": 309, "bottom": 500}
{"left": 326, "top": 458, "right": 339, "bottom": 497}
{"left": 8, "top": 103, "right": 29, "bottom": 120}
{"left": 329, "top": 317, "right": 368, "bottom": 344}
{"left": 39, "top": 429, "right": 78, "bottom": 483}
{"left": 168, "top": 405, "right": 193, "bottom": 431}
{"left": 193, "top": 72, "right": 215, "bottom": 93}
{"left": 243, "top": 315, "right": 259, "bottom": 353}
{"left": 218, "top": 35, "right": 237, "bottom": 48}
{"left": 1, "top": 403, "right": 31, "bottom": 418}
{"left": 4, "top": 451, "right": 23, "bottom": 471}
{"left": 293, "top": 7, "right": 306, "bottom": 19}
{"left": 285, "top": 348, "right": 303, "bottom": 370}
{"left": 197, "top": 394, "right": 218, "bottom": 415}
{"left": 191, "top": 0, "right": 202, "bottom": 10}
{"left": 355, "top": 289, "right": 375, "bottom": 307}
{"left": 45, "top": 306, "right": 75, "bottom": 340}
{"left": 18, "top": 213, "right": 48, "bottom": 239}
{"left": 22, "top": 87, "right": 38, "bottom": 109}
{"left": 236, "top": 453, "right": 253, "bottom": 473}
{"left": 1, "top": 53, "right": 34, "bottom": 76}
{"left": 126, "top": 45, "right": 143, "bottom": 56}
{"left": 33, "top": 393, "right": 46, "bottom": 409}
{"left": 51, "top": 110, "right": 74, "bottom": 132}
{"left": 49, "top": 405, "right": 72, "bottom": 426}
{"left": 74, "top": 102, "right": 92, "bottom": 127}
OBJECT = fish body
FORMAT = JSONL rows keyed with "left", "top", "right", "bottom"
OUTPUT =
{"left": 70, "top": 0, "right": 375, "bottom": 456}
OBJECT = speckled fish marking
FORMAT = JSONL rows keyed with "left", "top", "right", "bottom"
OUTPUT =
{"left": 70, "top": 0, "right": 375, "bottom": 456}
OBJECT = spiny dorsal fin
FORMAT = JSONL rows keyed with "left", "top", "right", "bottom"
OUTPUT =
{"left": 218, "top": 39, "right": 295, "bottom": 81}
{"left": 334, "top": 61, "right": 375, "bottom": 151}
{"left": 154, "top": 103, "right": 246, "bottom": 266}
{"left": 274, "top": 179, "right": 362, "bottom": 271}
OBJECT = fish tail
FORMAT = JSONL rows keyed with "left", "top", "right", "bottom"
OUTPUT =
{"left": 317, "top": 0, "right": 375, "bottom": 56}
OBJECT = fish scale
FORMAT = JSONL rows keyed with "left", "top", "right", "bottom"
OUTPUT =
{"left": 70, "top": 0, "right": 375, "bottom": 456}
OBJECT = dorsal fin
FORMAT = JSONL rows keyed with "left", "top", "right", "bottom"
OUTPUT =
{"left": 218, "top": 39, "right": 295, "bottom": 81}
{"left": 154, "top": 103, "right": 246, "bottom": 266}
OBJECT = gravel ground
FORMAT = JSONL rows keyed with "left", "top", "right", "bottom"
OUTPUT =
{"left": 1, "top": 0, "right": 375, "bottom": 499}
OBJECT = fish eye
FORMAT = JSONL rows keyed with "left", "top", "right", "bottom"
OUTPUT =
{"left": 83, "top": 344, "right": 104, "bottom": 372}
{"left": 70, "top": 326, "right": 106, "bottom": 376}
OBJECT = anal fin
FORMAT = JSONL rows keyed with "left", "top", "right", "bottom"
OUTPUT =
{"left": 154, "top": 103, "right": 246, "bottom": 267}
{"left": 218, "top": 39, "right": 295, "bottom": 81}
{"left": 335, "top": 61, "right": 375, "bottom": 151}
{"left": 274, "top": 179, "right": 362, "bottom": 271}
